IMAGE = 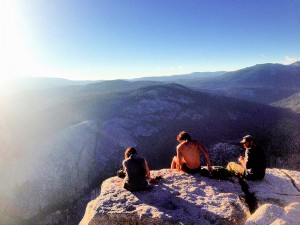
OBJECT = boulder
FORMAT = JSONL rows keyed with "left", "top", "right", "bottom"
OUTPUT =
{"left": 245, "top": 202, "right": 300, "bottom": 225}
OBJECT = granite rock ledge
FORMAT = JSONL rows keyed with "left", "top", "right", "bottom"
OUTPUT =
{"left": 80, "top": 168, "right": 300, "bottom": 225}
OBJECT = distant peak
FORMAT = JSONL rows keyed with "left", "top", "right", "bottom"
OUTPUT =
{"left": 290, "top": 61, "right": 300, "bottom": 66}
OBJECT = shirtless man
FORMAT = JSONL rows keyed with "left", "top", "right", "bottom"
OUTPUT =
{"left": 171, "top": 131, "right": 213, "bottom": 174}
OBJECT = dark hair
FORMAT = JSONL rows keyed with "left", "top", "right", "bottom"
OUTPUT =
{"left": 177, "top": 131, "right": 191, "bottom": 142}
{"left": 125, "top": 147, "right": 137, "bottom": 159}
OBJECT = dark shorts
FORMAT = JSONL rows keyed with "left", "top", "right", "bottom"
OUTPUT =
{"left": 182, "top": 164, "right": 201, "bottom": 174}
{"left": 124, "top": 182, "right": 153, "bottom": 192}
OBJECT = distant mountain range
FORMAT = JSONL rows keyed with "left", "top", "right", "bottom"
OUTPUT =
{"left": 134, "top": 62, "right": 300, "bottom": 90}
{"left": 167, "top": 62, "right": 300, "bottom": 104}
{"left": 132, "top": 71, "right": 227, "bottom": 82}
{"left": 130, "top": 62, "right": 300, "bottom": 105}
{"left": 1, "top": 77, "right": 98, "bottom": 93}
{"left": 209, "top": 62, "right": 300, "bottom": 89}
{"left": 4, "top": 62, "right": 299, "bottom": 106}
{"left": 291, "top": 61, "right": 300, "bottom": 66}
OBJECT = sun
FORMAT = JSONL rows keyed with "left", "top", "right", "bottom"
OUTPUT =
{"left": 0, "top": 0, "right": 35, "bottom": 86}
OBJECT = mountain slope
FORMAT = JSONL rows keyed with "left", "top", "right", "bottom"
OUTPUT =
{"left": 272, "top": 93, "right": 300, "bottom": 113}
{"left": 177, "top": 63, "right": 300, "bottom": 104}
{"left": 291, "top": 61, "right": 300, "bottom": 66}
{"left": 202, "top": 63, "right": 300, "bottom": 89}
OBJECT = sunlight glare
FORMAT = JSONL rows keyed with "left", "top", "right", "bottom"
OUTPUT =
{"left": 0, "top": 0, "right": 35, "bottom": 88}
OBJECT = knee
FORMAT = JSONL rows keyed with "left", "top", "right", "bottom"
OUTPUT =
{"left": 226, "top": 162, "right": 234, "bottom": 170}
{"left": 172, "top": 156, "right": 178, "bottom": 162}
{"left": 171, "top": 156, "right": 178, "bottom": 169}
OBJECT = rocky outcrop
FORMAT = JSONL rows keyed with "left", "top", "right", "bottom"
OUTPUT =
{"left": 245, "top": 202, "right": 300, "bottom": 225}
{"left": 80, "top": 168, "right": 300, "bottom": 225}
{"left": 247, "top": 168, "right": 300, "bottom": 207}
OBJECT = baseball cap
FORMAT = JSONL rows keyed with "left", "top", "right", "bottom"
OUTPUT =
{"left": 240, "top": 135, "right": 254, "bottom": 144}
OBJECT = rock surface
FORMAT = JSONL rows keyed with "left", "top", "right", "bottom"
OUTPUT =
{"left": 80, "top": 168, "right": 300, "bottom": 225}
{"left": 248, "top": 168, "right": 300, "bottom": 207}
{"left": 80, "top": 169, "right": 248, "bottom": 225}
{"left": 245, "top": 202, "right": 300, "bottom": 225}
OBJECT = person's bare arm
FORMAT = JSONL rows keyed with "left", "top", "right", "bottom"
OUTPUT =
{"left": 176, "top": 145, "right": 184, "bottom": 166}
{"left": 122, "top": 161, "right": 126, "bottom": 173}
{"left": 239, "top": 156, "right": 246, "bottom": 168}
{"left": 144, "top": 160, "right": 151, "bottom": 179}
{"left": 199, "top": 143, "right": 212, "bottom": 172}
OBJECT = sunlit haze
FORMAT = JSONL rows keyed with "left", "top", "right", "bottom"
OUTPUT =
{"left": 1, "top": 0, "right": 300, "bottom": 82}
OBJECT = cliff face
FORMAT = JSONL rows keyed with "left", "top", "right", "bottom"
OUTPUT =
{"left": 80, "top": 168, "right": 300, "bottom": 225}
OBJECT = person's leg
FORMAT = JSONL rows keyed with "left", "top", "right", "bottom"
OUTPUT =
{"left": 171, "top": 156, "right": 178, "bottom": 169}
{"left": 226, "top": 162, "right": 245, "bottom": 176}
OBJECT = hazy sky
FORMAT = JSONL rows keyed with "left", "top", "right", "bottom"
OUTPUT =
{"left": 1, "top": 0, "right": 300, "bottom": 81}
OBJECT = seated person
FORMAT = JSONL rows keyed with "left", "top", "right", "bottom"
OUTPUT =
{"left": 227, "top": 135, "right": 266, "bottom": 180}
{"left": 171, "top": 131, "right": 212, "bottom": 174}
{"left": 122, "top": 147, "right": 152, "bottom": 192}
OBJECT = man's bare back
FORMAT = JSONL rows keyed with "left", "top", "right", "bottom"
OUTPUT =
{"left": 177, "top": 140, "right": 202, "bottom": 169}
{"left": 171, "top": 131, "right": 212, "bottom": 173}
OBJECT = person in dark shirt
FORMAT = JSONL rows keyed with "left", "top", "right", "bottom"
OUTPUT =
{"left": 122, "top": 147, "right": 151, "bottom": 192}
{"left": 227, "top": 135, "right": 266, "bottom": 180}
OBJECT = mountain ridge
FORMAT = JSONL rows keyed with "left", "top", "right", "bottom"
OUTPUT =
{"left": 132, "top": 71, "right": 227, "bottom": 82}
{"left": 172, "top": 62, "right": 300, "bottom": 104}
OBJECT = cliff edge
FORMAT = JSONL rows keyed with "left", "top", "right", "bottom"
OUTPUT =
{"left": 80, "top": 168, "right": 300, "bottom": 225}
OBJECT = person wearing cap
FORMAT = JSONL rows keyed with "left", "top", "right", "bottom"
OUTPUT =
{"left": 171, "top": 131, "right": 213, "bottom": 174}
{"left": 226, "top": 135, "right": 266, "bottom": 180}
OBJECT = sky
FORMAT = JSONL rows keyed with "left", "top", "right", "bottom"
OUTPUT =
{"left": 1, "top": 0, "right": 300, "bottom": 82}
